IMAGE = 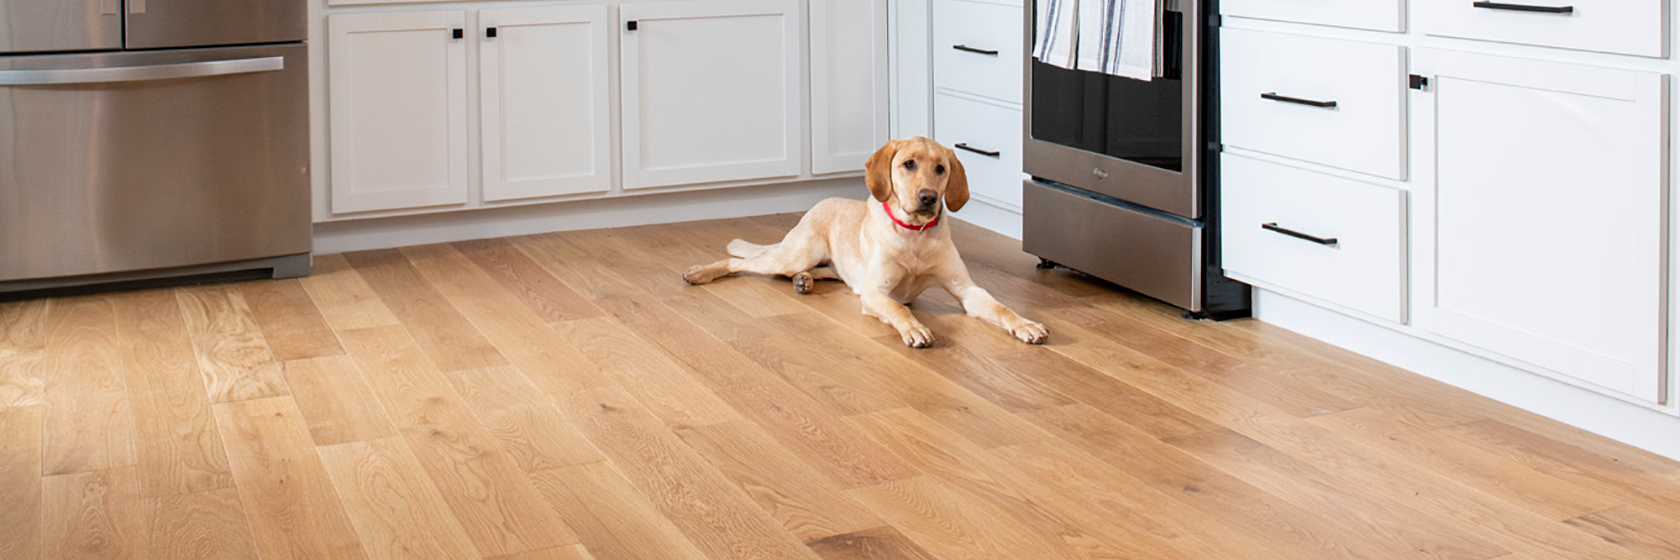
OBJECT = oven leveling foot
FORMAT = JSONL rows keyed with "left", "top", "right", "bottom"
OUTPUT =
{"left": 1036, "top": 258, "right": 1059, "bottom": 270}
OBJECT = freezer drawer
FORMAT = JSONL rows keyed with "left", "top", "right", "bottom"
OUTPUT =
{"left": 0, "top": 0, "right": 122, "bottom": 54}
{"left": 0, "top": 44, "right": 310, "bottom": 282}
{"left": 127, "top": 0, "right": 307, "bottom": 50}
{"left": 1022, "top": 180, "right": 1202, "bottom": 311}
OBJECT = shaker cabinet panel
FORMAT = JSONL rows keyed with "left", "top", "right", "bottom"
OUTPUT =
{"left": 480, "top": 4, "right": 612, "bottom": 202}
{"left": 1412, "top": 50, "right": 1667, "bottom": 403}
{"left": 810, "top": 0, "right": 889, "bottom": 175}
{"left": 619, "top": 0, "right": 803, "bottom": 190}
{"left": 328, "top": 11, "right": 470, "bottom": 214}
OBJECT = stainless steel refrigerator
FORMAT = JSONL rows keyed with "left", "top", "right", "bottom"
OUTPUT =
{"left": 0, "top": 0, "right": 311, "bottom": 294}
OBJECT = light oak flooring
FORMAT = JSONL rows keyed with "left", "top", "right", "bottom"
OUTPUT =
{"left": 3, "top": 214, "right": 1680, "bottom": 560}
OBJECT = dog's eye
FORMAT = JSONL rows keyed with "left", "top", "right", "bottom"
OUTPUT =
{"left": 903, "top": 160, "right": 916, "bottom": 171}
{"left": 935, "top": 165, "right": 946, "bottom": 175}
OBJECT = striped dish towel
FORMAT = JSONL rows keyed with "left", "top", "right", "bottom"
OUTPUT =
{"left": 1033, "top": 0, "right": 1163, "bottom": 81}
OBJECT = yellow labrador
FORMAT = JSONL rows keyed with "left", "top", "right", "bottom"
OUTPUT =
{"left": 683, "top": 137, "right": 1048, "bottom": 348}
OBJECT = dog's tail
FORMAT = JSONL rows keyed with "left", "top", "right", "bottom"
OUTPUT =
{"left": 726, "top": 239, "right": 769, "bottom": 259}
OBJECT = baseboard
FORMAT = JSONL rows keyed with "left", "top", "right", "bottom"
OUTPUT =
{"left": 1254, "top": 289, "right": 1680, "bottom": 462}
{"left": 313, "top": 179, "right": 859, "bottom": 254}
{"left": 951, "top": 198, "right": 1023, "bottom": 240}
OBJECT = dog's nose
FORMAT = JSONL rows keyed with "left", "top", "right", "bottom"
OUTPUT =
{"left": 917, "top": 190, "right": 938, "bottom": 207}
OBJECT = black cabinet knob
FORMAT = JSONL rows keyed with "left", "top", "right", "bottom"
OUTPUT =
{"left": 451, "top": 28, "right": 464, "bottom": 40}
{"left": 486, "top": 27, "right": 498, "bottom": 38}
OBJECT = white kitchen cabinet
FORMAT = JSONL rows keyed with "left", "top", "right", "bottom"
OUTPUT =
{"left": 328, "top": 11, "right": 470, "bottom": 214}
{"left": 810, "top": 0, "right": 889, "bottom": 175}
{"left": 1412, "top": 50, "right": 1667, "bottom": 403}
{"left": 620, "top": 0, "right": 803, "bottom": 190}
{"left": 480, "top": 5, "right": 612, "bottom": 202}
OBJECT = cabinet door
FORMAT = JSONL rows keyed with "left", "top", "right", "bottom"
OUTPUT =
{"left": 328, "top": 11, "right": 469, "bottom": 214}
{"left": 810, "top": 0, "right": 889, "bottom": 175}
{"left": 1413, "top": 50, "right": 1667, "bottom": 403}
{"left": 481, "top": 4, "right": 612, "bottom": 202}
{"left": 620, "top": 0, "right": 802, "bottom": 189}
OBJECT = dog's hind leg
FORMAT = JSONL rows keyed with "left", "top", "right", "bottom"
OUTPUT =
{"left": 791, "top": 266, "right": 839, "bottom": 295}
{"left": 727, "top": 239, "right": 769, "bottom": 258}
{"left": 684, "top": 231, "right": 826, "bottom": 286}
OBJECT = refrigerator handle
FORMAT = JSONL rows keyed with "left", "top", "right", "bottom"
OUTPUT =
{"left": 0, "top": 57, "right": 284, "bottom": 86}
{"left": 100, "top": 0, "right": 119, "bottom": 15}
{"left": 129, "top": 0, "right": 146, "bottom": 14}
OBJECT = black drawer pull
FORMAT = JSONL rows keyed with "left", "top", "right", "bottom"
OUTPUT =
{"left": 486, "top": 27, "right": 498, "bottom": 38}
{"left": 1262, "top": 223, "right": 1339, "bottom": 247}
{"left": 451, "top": 28, "right": 464, "bottom": 40}
{"left": 1260, "top": 92, "right": 1338, "bottom": 108}
{"left": 1472, "top": 2, "right": 1574, "bottom": 14}
{"left": 952, "top": 44, "right": 999, "bottom": 56}
{"left": 954, "top": 143, "right": 1000, "bottom": 158}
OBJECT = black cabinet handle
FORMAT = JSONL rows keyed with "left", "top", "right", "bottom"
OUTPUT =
{"left": 486, "top": 27, "right": 498, "bottom": 38}
{"left": 1260, "top": 92, "right": 1338, "bottom": 108}
{"left": 954, "top": 143, "right": 1000, "bottom": 158}
{"left": 1262, "top": 223, "right": 1338, "bottom": 247}
{"left": 451, "top": 28, "right": 464, "bottom": 40}
{"left": 1472, "top": 2, "right": 1574, "bottom": 14}
{"left": 952, "top": 44, "right": 999, "bottom": 56}
{"left": 626, "top": 20, "right": 638, "bottom": 31}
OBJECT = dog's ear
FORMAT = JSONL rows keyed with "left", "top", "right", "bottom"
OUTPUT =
{"left": 865, "top": 140, "right": 900, "bottom": 203}
{"left": 944, "top": 147, "right": 970, "bottom": 212}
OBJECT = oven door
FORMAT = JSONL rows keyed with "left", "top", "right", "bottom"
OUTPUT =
{"left": 0, "top": 44, "right": 310, "bottom": 282}
{"left": 0, "top": 0, "right": 122, "bottom": 54}
{"left": 1023, "top": 0, "right": 1203, "bottom": 220}
{"left": 126, "top": 0, "right": 307, "bottom": 50}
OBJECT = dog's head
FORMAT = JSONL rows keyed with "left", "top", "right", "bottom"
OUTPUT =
{"left": 865, "top": 137, "right": 969, "bottom": 225}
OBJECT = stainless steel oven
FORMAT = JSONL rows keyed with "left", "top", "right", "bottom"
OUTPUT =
{"left": 0, "top": 0, "right": 310, "bottom": 294}
{"left": 1021, "top": 0, "right": 1249, "bottom": 318}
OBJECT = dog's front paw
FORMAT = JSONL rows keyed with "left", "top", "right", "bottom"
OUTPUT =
{"left": 1011, "top": 321, "right": 1049, "bottom": 345}
{"left": 682, "top": 265, "right": 712, "bottom": 285}
{"left": 901, "top": 325, "right": 936, "bottom": 349}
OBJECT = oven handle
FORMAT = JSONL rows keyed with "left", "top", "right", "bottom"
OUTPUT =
{"left": 0, "top": 56, "right": 284, "bottom": 86}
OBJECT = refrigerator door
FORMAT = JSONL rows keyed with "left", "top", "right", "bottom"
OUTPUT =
{"left": 0, "top": 0, "right": 122, "bottom": 54}
{"left": 126, "top": 0, "right": 306, "bottom": 50}
{"left": 0, "top": 44, "right": 310, "bottom": 282}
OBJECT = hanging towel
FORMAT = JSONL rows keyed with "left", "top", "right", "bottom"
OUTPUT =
{"left": 1033, "top": 0, "right": 1163, "bottom": 81}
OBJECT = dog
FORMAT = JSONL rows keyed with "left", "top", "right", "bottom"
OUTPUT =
{"left": 682, "top": 137, "right": 1048, "bottom": 348}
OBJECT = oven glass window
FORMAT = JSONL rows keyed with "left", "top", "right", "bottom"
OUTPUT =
{"left": 1030, "top": 9, "right": 1184, "bottom": 172}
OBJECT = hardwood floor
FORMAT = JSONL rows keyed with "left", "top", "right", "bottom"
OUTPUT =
{"left": 4, "top": 214, "right": 1679, "bottom": 560}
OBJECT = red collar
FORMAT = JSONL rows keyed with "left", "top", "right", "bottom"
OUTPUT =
{"left": 883, "top": 201, "right": 939, "bottom": 232}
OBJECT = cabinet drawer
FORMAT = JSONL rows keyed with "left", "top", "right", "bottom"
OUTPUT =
{"left": 933, "top": 0, "right": 1022, "bottom": 105}
{"left": 1416, "top": 0, "right": 1664, "bottom": 58}
{"left": 1222, "top": 0, "right": 1403, "bottom": 32}
{"left": 1221, "top": 29, "right": 1406, "bottom": 180}
{"left": 934, "top": 93, "right": 1022, "bottom": 209}
{"left": 1221, "top": 155, "right": 1405, "bottom": 322}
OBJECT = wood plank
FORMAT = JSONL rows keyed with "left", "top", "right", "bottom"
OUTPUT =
{"left": 673, "top": 420, "right": 882, "bottom": 542}
{"left": 441, "top": 365, "right": 604, "bottom": 472}
{"left": 316, "top": 437, "right": 481, "bottom": 560}
{"left": 343, "top": 248, "right": 510, "bottom": 373}
{"left": 846, "top": 476, "right": 1078, "bottom": 560}
{"left": 338, "top": 325, "right": 577, "bottom": 557}
{"left": 1563, "top": 505, "right": 1680, "bottom": 560}
{"left": 727, "top": 326, "right": 907, "bottom": 416}
{"left": 489, "top": 544, "right": 599, "bottom": 560}
{"left": 527, "top": 461, "right": 711, "bottom": 560}
{"left": 42, "top": 296, "right": 135, "bottom": 475}
{"left": 214, "top": 396, "right": 367, "bottom": 560}
{"left": 238, "top": 280, "right": 345, "bottom": 361}
{"left": 143, "top": 487, "right": 261, "bottom": 560}
{"left": 802, "top": 526, "right": 940, "bottom": 560}
{"left": 559, "top": 386, "right": 824, "bottom": 560}
{"left": 393, "top": 243, "right": 613, "bottom": 394}
{"left": 0, "top": 405, "right": 42, "bottom": 560}
{"left": 510, "top": 233, "right": 659, "bottom": 301}
{"left": 1310, "top": 406, "right": 1622, "bottom": 521}
{"left": 1164, "top": 427, "right": 1510, "bottom": 560}
{"left": 453, "top": 238, "right": 604, "bottom": 323}
{"left": 175, "top": 285, "right": 290, "bottom": 403}
{"left": 281, "top": 356, "right": 397, "bottom": 447}
{"left": 299, "top": 253, "right": 400, "bottom": 332}
{"left": 41, "top": 467, "right": 146, "bottom": 560}
{"left": 0, "top": 299, "right": 48, "bottom": 407}
{"left": 1442, "top": 419, "right": 1680, "bottom": 517}
{"left": 111, "top": 289, "right": 235, "bottom": 497}
{"left": 552, "top": 316, "right": 741, "bottom": 427}
{"left": 594, "top": 296, "right": 918, "bottom": 489}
